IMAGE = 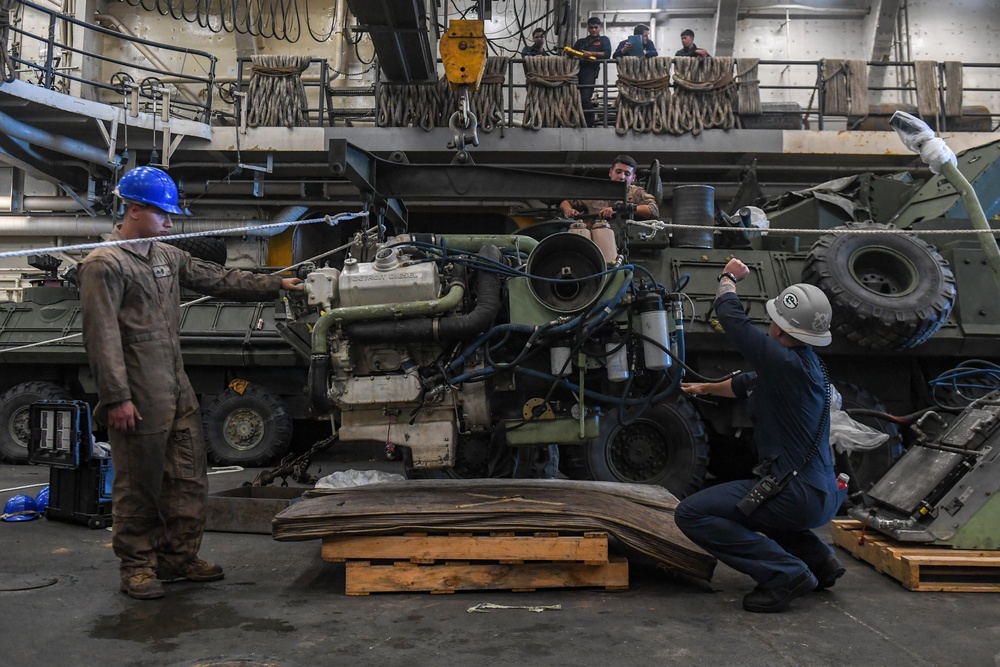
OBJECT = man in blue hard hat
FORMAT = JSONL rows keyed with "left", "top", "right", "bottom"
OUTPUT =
{"left": 77, "top": 166, "right": 303, "bottom": 600}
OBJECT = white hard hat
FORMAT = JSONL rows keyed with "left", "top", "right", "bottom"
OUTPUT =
{"left": 766, "top": 283, "right": 833, "bottom": 346}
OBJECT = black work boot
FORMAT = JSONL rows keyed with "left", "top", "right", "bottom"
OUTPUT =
{"left": 812, "top": 552, "right": 846, "bottom": 590}
{"left": 742, "top": 570, "right": 817, "bottom": 613}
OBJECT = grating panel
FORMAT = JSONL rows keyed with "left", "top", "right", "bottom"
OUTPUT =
{"left": 868, "top": 445, "right": 963, "bottom": 514}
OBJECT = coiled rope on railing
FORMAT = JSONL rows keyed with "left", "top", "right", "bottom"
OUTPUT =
{"left": 523, "top": 55, "right": 584, "bottom": 129}
{"left": 820, "top": 59, "right": 868, "bottom": 118}
{"left": 668, "top": 56, "right": 737, "bottom": 136}
{"left": 246, "top": 54, "right": 311, "bottom": 128}
{"left": 376, "top": 57, "right": 508, "bottom": 131}
{"left": 614, "top": 56, "right": 672, "bottom": 135}
{"left": 735, "top": 58, "right": 761, "bottom": 117}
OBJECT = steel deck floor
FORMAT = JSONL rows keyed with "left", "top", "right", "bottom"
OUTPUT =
{"left": 1, "top": 444, "right": 997, "bottom": 667}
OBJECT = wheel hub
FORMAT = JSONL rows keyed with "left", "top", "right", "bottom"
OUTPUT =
{"left": 849, "top": 246, "right": 919, "bottom": 298}
{"left": 607, "top": 422, "right": 669, "bottom": 483}
{"left": 10, "top": 406, "right": 30, "bottom": 447}
{"left": 223, "top": 408, "right": 265, "bottom": 451}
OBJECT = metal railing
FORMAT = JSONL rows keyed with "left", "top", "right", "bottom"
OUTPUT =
{"left": 7, "top": 0, "right": 217, "bottom": 122}
{"left": 371, "top": 57, "right": 1000, "bottom": 133}
{"left": 2, "top": 2, "right": 997, "bottom": 135}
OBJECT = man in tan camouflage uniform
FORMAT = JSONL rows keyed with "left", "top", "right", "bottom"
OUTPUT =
{"left": 78, "top": 166, "right": 303, "bottom": 600}
{"left": 559, "top": 154, "right": 659, "bottom": 221}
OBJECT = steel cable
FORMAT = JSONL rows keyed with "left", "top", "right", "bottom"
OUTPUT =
{"left": 121, "top": 0, "right": 315, "bottom": 43}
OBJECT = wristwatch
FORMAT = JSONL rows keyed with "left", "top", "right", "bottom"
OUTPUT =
{"left": 718, "top": 272, "right": 738, "bottom": 283}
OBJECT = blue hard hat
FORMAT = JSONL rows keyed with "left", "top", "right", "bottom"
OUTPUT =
{"left": 35, "top": 486, "right": 50, "bottom": 515}
{"left": 3, "top": 494, "right": 39, "bottom": 522}
{"left": 115, "top": 165, "right": 184, "bottom": 215}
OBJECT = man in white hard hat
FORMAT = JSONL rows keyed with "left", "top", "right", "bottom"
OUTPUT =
{"left": 677, "top": 257, "right": 846, "bottom": 613}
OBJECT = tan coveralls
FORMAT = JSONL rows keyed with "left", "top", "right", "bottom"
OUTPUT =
{"left": 78, "top": 228, "right": 283, "bottom": 577}
{"left": 566, "top": 183, "right": 659, "bottom": 219}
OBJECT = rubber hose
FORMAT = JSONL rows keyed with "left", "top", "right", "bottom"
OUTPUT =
{"left": 307, "top": 354, "right": 333, "bottom": 414}
{"left": 344, "top": 245, "right": 503, "bottom": 343}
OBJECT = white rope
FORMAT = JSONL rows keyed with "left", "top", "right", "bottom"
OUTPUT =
{"left": 631, "top": 220, "right": 1000, "bottom": 238}
{"left": 0, "top": 212, "right": 368, "bottom": 260}
{"left": 0, "top": 214, "right": 373, "bottom": 355}
{"left": 0, "top": 483, "right": 47, "bottom": 494}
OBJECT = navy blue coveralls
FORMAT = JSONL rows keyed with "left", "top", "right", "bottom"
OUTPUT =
{"left": 675, "top": 292, "right": 844, "bottom": 588}
{"left": 571, "top": 35, "right": 611, "bottom": 127}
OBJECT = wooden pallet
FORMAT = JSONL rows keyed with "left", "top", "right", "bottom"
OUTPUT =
{"left": 831, "top": 520, "right": 1000, "bottom": 592}
{"left": 321, "top": 531, "right": 629, "bottom": 595}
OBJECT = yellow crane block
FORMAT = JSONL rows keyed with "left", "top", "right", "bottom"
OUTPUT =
{"left": 439, "top": 20, "right": 488, "bottom": 92}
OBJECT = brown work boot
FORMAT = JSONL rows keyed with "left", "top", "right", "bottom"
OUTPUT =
{"left": 158, "top": 558, "right": 225, "bottom": 583}
{"left": 120, "top": 571, "right": 165, "bottom": 600}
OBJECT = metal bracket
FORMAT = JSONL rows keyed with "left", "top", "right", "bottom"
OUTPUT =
{"left": 239, "top": 153, "right": 274, "bottom": 174}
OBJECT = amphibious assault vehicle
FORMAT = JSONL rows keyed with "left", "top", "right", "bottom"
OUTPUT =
{"left": 3, "top": 139, "right": 999, "bottom": 501}
{"left": 0, "top": 248, "right": 316, "bottom": 467}
{"left": 280, "top": 138, "right": 1000, "bottom": 497}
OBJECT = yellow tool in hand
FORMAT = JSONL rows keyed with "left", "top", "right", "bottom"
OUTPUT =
{"left": 563, "top": 46, "right": 596, "bottom": 61}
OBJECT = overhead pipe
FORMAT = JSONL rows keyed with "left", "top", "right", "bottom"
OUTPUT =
{"left": 589, "top": 5, "right": 870, "bottom": 20}
{"left": 0, "top": 137, "right": 88, "bottom": 190}
{"left": 0, "top": 109, "right": 119, "bottom": 168}
{"left": 328, "top": 0, "right": 348, "bottom": 82}
{"left": 0, "top": 205, "right": 309, "bottom": 237}
{"left": 22, "top": 196, "right": 92, "bottom": 212}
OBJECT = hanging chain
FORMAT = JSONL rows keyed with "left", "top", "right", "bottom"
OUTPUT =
{"left": 246, "top": 434, "right": 338, "bottom": 487}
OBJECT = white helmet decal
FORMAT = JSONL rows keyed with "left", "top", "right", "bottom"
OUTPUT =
{"left": 766, "top": 283, "right": 833, "bottom": 346}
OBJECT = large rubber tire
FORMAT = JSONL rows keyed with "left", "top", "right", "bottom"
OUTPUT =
{"left": 834, "top": 381, "right": 902, "bottom": 493}
{"left": 802, "top": 222, "right": 955, "bottom": 350}
{"left": 202, "top": 385, "right": 292, "bottom": 466}
{"left": 163, "top": 237, "right": 228, "bottom": 265}
{"left": 0, "top": 381, "right": 73, "bottom": 463}
{"left": 562, "top": 394, "right": 710, "bottom": 498}
{"left": 403, "top": 433, "right": 515, "bottom": 480}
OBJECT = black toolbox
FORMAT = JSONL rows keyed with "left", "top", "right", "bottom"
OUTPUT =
{"left": 29, "top": 400, "right": 114, "bottom": 529}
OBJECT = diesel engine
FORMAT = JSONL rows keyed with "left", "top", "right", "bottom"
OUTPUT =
{"left": 299, "top": 230, "right": 685, "bottom": 475}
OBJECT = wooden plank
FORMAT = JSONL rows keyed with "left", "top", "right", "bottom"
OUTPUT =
{"left": 344, "top": 556, "right": 629, "bottom": 595}
{"left": 322, "top": 532, "right": 609, "bottom": 564}
{"left": 275, "top": 481, "right": 716, "bottom": 581}
{"left": 831, "top": 520, "right": 1000, "bottom": 592}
